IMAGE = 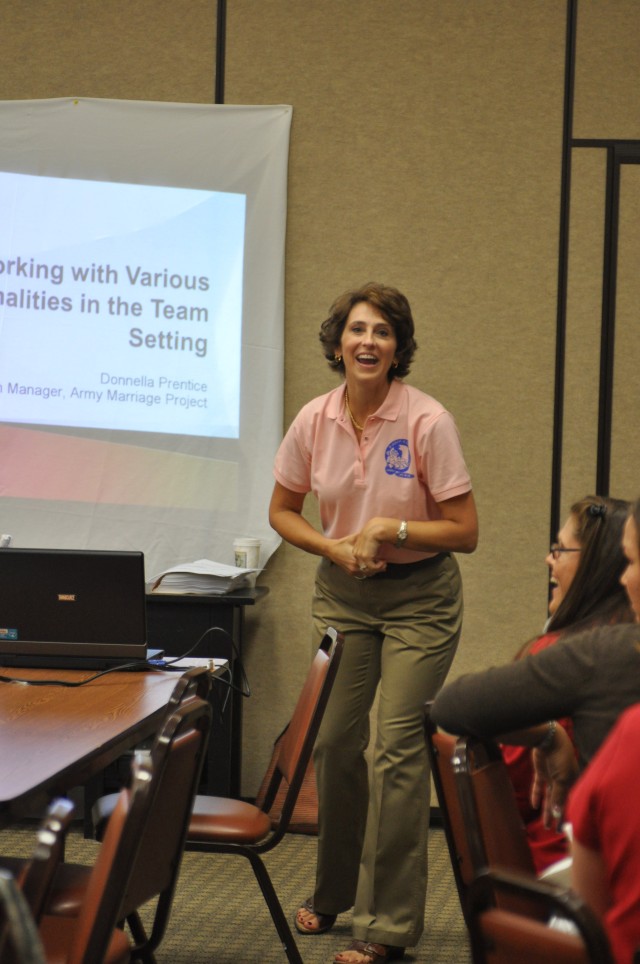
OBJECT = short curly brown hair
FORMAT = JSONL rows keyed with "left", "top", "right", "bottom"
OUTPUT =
{"left": 319, "top": 282, "right": 418, "bottom": 380}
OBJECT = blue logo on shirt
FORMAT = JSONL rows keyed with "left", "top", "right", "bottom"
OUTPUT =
{"left": 385, "top": 439, "right": 414, "bottom": 478}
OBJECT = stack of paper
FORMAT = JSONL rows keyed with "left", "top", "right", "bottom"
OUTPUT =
{"left": 148, "top": 558, "right": 259, "bottom": 595}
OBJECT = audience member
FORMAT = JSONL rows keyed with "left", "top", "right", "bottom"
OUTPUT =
{"left": 564, "top": 501, "right": 640, "bottom": 963}
{"left": 431, "top": 497, "right": 640, "bottom": 827}
{"left": 503, "top": 494, "right": 631, "bottom": 872}
{"left": 567, "top": 702, "right": 640, "bottom": 964}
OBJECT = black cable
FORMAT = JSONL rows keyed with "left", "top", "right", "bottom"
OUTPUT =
{"left": 0, "top": 624, "right": 251, "bottom": 699}
{"left": 0, "top": 658, "right": 154, "bottom": 687}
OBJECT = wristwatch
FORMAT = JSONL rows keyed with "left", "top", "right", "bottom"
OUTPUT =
{"left": 395, "top": 520, "right": 408, "bottom": 548}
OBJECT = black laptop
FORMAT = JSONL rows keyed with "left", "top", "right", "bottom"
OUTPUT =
{"left": 0, "top": 547, "right": 161, "bottom": 669}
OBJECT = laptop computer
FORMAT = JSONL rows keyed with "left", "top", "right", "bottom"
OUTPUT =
{"left": 0, "top": 547, "right": 162, "bottom": 669}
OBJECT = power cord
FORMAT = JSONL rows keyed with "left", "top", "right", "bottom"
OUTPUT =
{"left": 0, "top": 624, "right": 251, "bottom": 702}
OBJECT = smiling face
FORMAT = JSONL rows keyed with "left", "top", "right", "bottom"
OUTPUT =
{"left": 546, "top": 514, "right": 582, "bottom": 616}
{"left": 339, "top": 301, "right": 398, "bottom": 393}
{"left": 620, "top": 515, "right": 640, "bottom": 622}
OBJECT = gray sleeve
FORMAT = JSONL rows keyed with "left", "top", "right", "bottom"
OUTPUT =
{"left": 431, "top": 627, "right": 604, "bottom": 738}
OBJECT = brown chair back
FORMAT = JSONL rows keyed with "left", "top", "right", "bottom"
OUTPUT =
{"left": 64, "top": 755, "right": 155, "bottom": 964}
{"left": 42, "top": 690, "right": 211, "bottom": 963}
{"left": 467, "top": 869, "right": 614, "bottom": 964}
{"left": 0, "top": 869, "right": 46, "bottom": 964}
{"left": 424, "top": 703, "right": 475, "bottom": 921}
{"left": 90, "top": 665, "right": 212, "bottom": 838}
{"left": 257, "top": 627, "right": 344, "bottom": 836}
{"left": 6, "top": 798, "right": 75, "bottom": 925}
{"left": 165, "top": 664, "right": 212, "bottom": 705}
{"left": 452, "top": 734, "right": 536, "bottom": 879}
{"left": 184, "top": 627, "right": 344, "bottom": 964}
{"left": 116, "top": 693, "right": 212, "bottom": 949}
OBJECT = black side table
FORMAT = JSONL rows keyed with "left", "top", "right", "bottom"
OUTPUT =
{"left": 146, "top": 586, "right": 268, "bottom": 798}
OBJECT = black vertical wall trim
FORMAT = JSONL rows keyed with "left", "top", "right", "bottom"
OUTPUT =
{"left": 596, "top": 148, "right": 620, "bottom": 495}
{"left": 215, "top": 0, "right": 227, "bottom": 104}
{"left": 550, "top": 0, "right": 578, "bottom": 542}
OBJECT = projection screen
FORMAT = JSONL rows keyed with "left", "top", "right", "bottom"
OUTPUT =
{"left": 0, "top": 98, "right": 291, "bottom": 578}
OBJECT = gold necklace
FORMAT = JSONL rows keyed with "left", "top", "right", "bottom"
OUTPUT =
{"left": 344, "top": 387, "right": 364, "bottom": 431}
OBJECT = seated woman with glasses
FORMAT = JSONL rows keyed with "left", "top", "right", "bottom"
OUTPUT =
{"left": 433, "top": 495, "right": 631, "bottom": 873}
{"left": 563, "top": 503, "right": 640, "bottom": 963}
{"left": 432, "top": 496, "right": 640, "bottom": 841}
{"left": 501, "top": 495, "right": 632, "bottom": 873}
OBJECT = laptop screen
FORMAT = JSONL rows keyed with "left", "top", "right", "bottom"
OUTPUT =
{"left": 0, "top": 548, "right": 148, "bottom": 662}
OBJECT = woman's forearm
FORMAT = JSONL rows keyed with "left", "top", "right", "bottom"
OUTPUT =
{"left": 361, "top": 515, "right": 477, "bottom": 555}
{"left": 269, "top": 506, "right": 331, "bottom": 557}
{"left": 358, "top": 491, "right": 479, "bottom": 556}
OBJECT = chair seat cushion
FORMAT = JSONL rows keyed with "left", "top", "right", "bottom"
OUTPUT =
{"left": 0, "top": 855, "right": 89, "bottom": 919}
{"left": 47, "top": 862, "right": 93, "bottom": 917}
{"left": 39, "top": 913, "right": 131, "bottom": 963}
{"left": 188, "top": 795, "right": 272, "bottom": 844}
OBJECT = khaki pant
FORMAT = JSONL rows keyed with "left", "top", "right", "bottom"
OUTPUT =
{"left": 311, "top": 553, "right": 463, "bottom": 948}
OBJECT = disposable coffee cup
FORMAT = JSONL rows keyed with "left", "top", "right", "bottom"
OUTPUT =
{"left": 233, "top": 537, "right": 261, "bottom": 569}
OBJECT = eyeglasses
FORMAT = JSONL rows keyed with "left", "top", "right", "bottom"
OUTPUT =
{"left": 550, "top": 543, "right": 582, "bottom": 561}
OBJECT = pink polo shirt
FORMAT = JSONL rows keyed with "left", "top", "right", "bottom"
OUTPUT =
{"left": 273, "top": 379, "right": 472, "bottom": 563}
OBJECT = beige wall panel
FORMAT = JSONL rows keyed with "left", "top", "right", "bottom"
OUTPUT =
{"left": 574, "top": 0, "right": 640, "bottom": 140}
{"left": 229, "top": 1, "right": 567, "bottom": 790}
{"left": 2, "top": 0, "right": 215, "bottom": 103}
{"left": 561, "top": 149, "right": 606, "bottom": 510}
{"left": 610, "top": 165, "right": 640, "bottom": 499}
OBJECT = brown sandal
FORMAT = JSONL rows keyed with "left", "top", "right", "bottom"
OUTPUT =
{"left": 294, "top": 897, "right": 337, "bottom": 935}
{"left": 333, "top": 940, "right": 405, "bottom": 963}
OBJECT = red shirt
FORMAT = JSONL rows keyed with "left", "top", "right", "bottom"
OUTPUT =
{"left": 568, "top": 703, "right": 640, "bottom": 963}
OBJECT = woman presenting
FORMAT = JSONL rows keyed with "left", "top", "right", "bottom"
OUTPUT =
{"left": 269, "top": 282, "right": 478, "bottom": 964}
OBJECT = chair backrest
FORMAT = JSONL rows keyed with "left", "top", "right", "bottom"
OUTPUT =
{"left": 65, "top": 755, "right": 155, "bottom": 964}
{"left": 65, "top": 694, "right": 211, "bottom": 964}
{"left": 116, "top": 694, "right": 212, "bottom": 934}
{"left": 91, "top": 665, "right": 212, "bottom": 837}
{"left": 467, "top": 869, "right": 614, "bottom": 964}
{"left": 17, "top": 797, "right": 75, "bottom": 923}
{"left": 166, "top": 665, "right": 212, "bottom": 706}
{"left": 452, "top": 734, "right": 537, "bottom": 880}
{"left": 258, "top": 627, "right": 344, "bottom": 836}
{"left": 423, "top": 703, "right": 475, "bottom": 920}
{"left": 0, "top": 869, "right": 46, "bottom": 964}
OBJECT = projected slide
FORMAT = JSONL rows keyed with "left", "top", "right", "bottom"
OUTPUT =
{"left": 0, "top": 97, "right": 290, "bottom": 575}
{"left": 0, "top": 171, "right": 245, "bottom": 438}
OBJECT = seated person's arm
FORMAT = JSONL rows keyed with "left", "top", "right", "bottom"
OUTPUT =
{"left": 430, "top": 642, "right": 582, "bottom": 740}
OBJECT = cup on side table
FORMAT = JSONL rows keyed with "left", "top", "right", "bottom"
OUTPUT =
{"left": 233, "top": 537, "right": 261, "bottom": 569}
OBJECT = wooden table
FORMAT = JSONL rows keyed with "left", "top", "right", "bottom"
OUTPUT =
{"left": 0, "top": 666, "right": 180, "bottom": 825}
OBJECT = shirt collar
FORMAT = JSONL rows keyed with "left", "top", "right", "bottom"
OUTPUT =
{"left": 329, "top": 379, "right": 404, "bottom": 422}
